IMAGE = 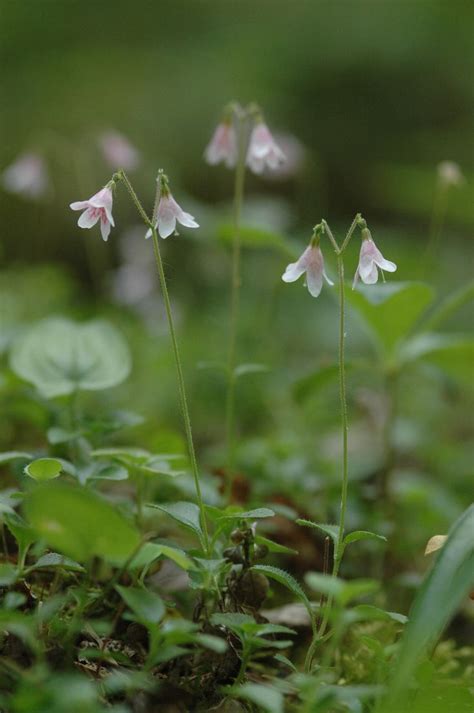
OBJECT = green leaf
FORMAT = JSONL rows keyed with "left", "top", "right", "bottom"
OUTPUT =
{"left": 217, "top": 223, "right": 289, "bottom": 254}
{"left": 0, "top": 451, "right": 33, "bottom": 465}
{"left": 129, "top": 542, "right": 193, "bottom": 571}
{"left": 116, "top": 585, "right": 165, "bottom": 625}
{"left": 385, "top": 504, "right": 474, "bottom": 706}
{"left": 211, "top": 612, "right": 255, "bottom": 636}
{"left": 255, "top": 535, "right": 298, "bottom": 555}
{"left": 352, "top": 604, "right": 407, "bottom": 624}
{"left": 232, "top": 683, "right": 284, "bottom": 713}
{"left": 273, "top": 652, "right": 297, "bottom": 671}
{"left": 293, "top": 362, "right": 363, "bottom": 403}
{"left": 91, "top": 464, "right": 129, "bottom": 481}
{"left": 29, "top": 553, "right": 85, "bottom": 572}
{"left": 24, "top": 457, "right": 63, "bottom": 481}
{"left": 47, "top": 427, "right": 81, "bottom": 444}
{"left": 219, "top": 507, "right": 275, "bottom": 520}
{"left": 150, "top": 502, "right": 203, "bottom": 543}
{"left": 296, "top": 519, "right": 340, "bottom": 544}
{"left": 400, "top": 333, "right": 474, "bottom": 383}
{"left": 4, "top": 513, "right": 36, "bottom": 552}
{"left": 234, "top": 363, "right": 269, "bottom": 378}
{"left": 23, "top": 482, "right": 140, "bottom": 564}
{"left": 344, "top": 530, "right": 387, "bottom": 547}
{"left": 305, "top": 573, "right": 379, "bottom": 606}
{"left": 347, "top": 282, "right": 434, "bottom": 353}
{"left": 10, "top": 317, "right": 131, "bottom": 397}
{"left": 252, "top": 565, "right": 314, "bottom": 623}
{"left": 422, "top": 280, "right": 474, "bottom": 332}
{"left": 194, "top": 634, "right": 227, "bottom": 653}
{"left": 0, "top": 563, "right": 18, "bottom": 587}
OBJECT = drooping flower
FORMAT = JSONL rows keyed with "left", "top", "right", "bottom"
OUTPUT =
{"left": 204, "top": 121, "right": 237, "bottom": 168}
{"left": 146, "top": 174, "right": 199, "bottom": 240}
{"left": 353, "top": 231, "right": 397, "bottom": 287}
{"left": 70, "top": 185, "right": 115, "bottom": 241}
{"left": 282, "top": 242, "right": 333, "bottom": 298}
{"left": 246, "top": 121, "right": 286, "bottom": 174}
{"left": 1, "top": 153, "right": 49, "bottom": 199}
{"left": 99, "top": 130, "right": 140, "bottom": 171}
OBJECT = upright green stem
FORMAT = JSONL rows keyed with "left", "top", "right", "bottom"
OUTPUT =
{"left": 305, "top": 217, "right": 360, "bottom": 670}
{"left": 150, "top": 229, "right": 211, "bottom": 555}
{"left": 334, "top": 252, "right": 349, "bottom": 570}
{"left": 117, "top": 171, "right": 210, "bottom": 554}
{"left": 224, "top": 133, "right": 247, "bottom": 500}
{"left": 422, "top": 180, "right": 448, "bottom": 278}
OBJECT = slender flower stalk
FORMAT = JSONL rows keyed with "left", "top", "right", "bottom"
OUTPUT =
{"left": 112, "top": 170, "right": 210, "bottom": 555}
{"left": 302, "top": 215, "right": 361, "bottom": 671}
{"left": 224, "top": 111, "right": 247, "bottom": 501}
{"left": 149, "top": 225, "right": 210, "bottom": 553}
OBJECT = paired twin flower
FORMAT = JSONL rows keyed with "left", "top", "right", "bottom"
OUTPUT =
{"left": 70, "top": 176, "right": 198, "bottom": 242}
{"left": 282, "top": 226, "right": 396, "bottom": 297}
{"left": 204, "top": 107, "right": 285, "bottom": 174}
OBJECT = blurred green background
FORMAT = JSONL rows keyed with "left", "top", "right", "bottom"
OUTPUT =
{"left": 1, "top": 0, "right": 473, "bottom": 610}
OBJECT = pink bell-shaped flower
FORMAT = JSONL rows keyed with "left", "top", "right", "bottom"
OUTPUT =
{"left": 204, "top": 121, "right": 237, "bottom": 168}
{"left": 353, "top": 231, "right": 397, "bottom": 287}
{"left": 70, "top": 185, "right": 115, "bottom": 241}
{"left": 282, "top": 242, "right": 333, "bottom": 298}
{"left": 246, "top": 121, "right": 286, "bottom": 175}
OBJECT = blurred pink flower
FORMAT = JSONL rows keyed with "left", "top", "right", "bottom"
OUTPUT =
{"left": 99, "top": 130, "right": 140, "bottom": 171}
{"left": 146, "top": 192, "right": 199, "bottom": 239}
{"left": 70, "top": 185, "right": 115, "bottom": 241}
{"left": 282, "top": 243, "right": 333, "bottom": 298}
{"left": 353, "top": 234, "right": 397, "bottom": 287}
{"left": 1, "top": 153, "right": 49, "bottom": 199}
{"left": 246, "top": 121, "right": 286, "bottom": 174}
{"left": 437, "top": 160, "right": 464, "bottom": 187}
{"left": 204, "top": 121, "right": 237, "bottom": 168}
{"left": 261, "top": 132, "right": 305, "bottom": 180}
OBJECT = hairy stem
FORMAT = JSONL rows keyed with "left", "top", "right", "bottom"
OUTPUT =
{"left": 306, "top": 217, "right": 359, "bottom": 670}
{"left": 224, "top": 132, "right": 247, "bottom": 501}
{"left": 150, "top": 229, "right": 210, "bottom": 554}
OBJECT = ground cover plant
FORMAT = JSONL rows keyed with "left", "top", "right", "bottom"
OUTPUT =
{"left": 0, "top": 96, "right": 472, "bottom": 712}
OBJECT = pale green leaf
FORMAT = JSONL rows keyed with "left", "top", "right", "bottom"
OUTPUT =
{"left": 10, "top": 317, "right": 131, "bottom": 397}
{"left": 116, "top": 585, "right": 165, "bottom": 625}
{"left": 347, "top": 282, "right": 434, "bottom": 353}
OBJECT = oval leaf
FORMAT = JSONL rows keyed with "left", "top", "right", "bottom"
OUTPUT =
{"left": 23, "top": 482, "right": 140, "bottom": 564}
{"left": 24, "top": 458, "right": 63, "bottom": 481}
{"left": 10, "top": 318, "right": 131, "bottom": 397}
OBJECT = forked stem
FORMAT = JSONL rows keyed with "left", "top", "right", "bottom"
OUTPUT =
{"left": 305, "top": 216, "right": 360, "bottom": 671}
{"left": 117, "top": 171, "right": 210, "bottom": 555}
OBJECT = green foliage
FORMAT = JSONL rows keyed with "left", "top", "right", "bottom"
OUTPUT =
{"left": 383, "top": 504, "right": 474, "bottom": 709}
{"left": 10, "top": 318, "right": 131, "bottom": 397}
{"left": 347, "top": 282, "right": 434, "bottom": 354}
{"left": 23, "top": 482, "right": 140, "bottom": 563}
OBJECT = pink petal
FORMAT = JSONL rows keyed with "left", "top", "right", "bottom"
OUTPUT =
{"left": 100, "top": 215, "right": 111, "bottom": 241}
{"left": 70, "top": 200, "right": 89, "bottom": 211}
{"left": 78, "top": 207, "right": 100, "bottom": 229}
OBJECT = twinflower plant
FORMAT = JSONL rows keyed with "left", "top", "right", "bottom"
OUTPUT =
{"left": 70, "top": 169, "right": 209, "bottom": 554}
{"left": 282, "top": 215, "right": 397, "bottom": 668}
